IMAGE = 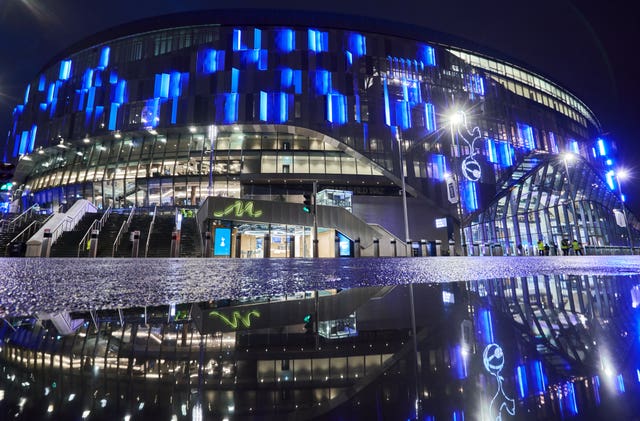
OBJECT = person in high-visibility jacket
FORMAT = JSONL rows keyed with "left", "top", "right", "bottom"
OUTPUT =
{"left": 571, "top": 239, "right": 583, "bottom": 255}
{"left": 537, "top": 239, "right": 545, "bottom": 256}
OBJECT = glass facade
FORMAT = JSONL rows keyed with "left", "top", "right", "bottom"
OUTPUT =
{"left": 470, "top": 154, "right": 638, "bottom": 253}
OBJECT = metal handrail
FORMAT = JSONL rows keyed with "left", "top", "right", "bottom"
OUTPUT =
{"left": 4, "top": 212, "right": 53, "bottom": 257}
{"left": 144, "top": 205, "right": 157, "bottom": 258}
{"left": 112, "top": 206, "right": 136, "bottom": 257}
{"left": 1, "top": 204, "right": 40, "bottom": 233}
{"left": 77, "top": 206, "right": 112, "bottom": 257}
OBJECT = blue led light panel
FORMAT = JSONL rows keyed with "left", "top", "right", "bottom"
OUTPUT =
{"left": 308, "top": 29, "right": 328, "bottom": 52}
{"left": 59, "top": 60, "right": 72, "bottom": 80}
{"left": 23, "top": 84, "right": 30, "bottom": 104}
{"left": 275, "top": 28, "right": 295, "bottom": 53}
{"left": 417, "top": 44, "right": 436, "bottom": 66}
{"left": 347, "top": 33, "right": 366, "bottom": 57}
{"left": 99, "top": 47, "right": 110, "bottom": 69}
{"left": 197, "top": 49, "right": 225, "bottom": 74}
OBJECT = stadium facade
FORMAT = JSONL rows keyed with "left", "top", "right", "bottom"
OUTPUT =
{"left": 3, "top": 10, "right": 636, "bottom": 255}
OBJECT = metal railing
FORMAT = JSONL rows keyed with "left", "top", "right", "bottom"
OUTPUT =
{"left": 77, "top": 206, "right": 112, "bottom": 257}
{"left": 4, "top": 210, "right": 59, "bottom": 256}
{"left": 144, "top": 205, "right": 157, "bottom": 258}
{"left": 0, "top": 204, "right": 40, "bottom": 234}
{"left": 112, "top": 206, "right": 136, "bottom": 257}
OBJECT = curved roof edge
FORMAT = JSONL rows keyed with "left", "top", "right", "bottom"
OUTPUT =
{"left": 39, "top": 8, "right": 599, "bottom": 130}
{"left": 41, "top": 9, "right": 548, "bottom": 77}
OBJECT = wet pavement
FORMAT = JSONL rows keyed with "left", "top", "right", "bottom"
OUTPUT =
{"left": 1, "top": 256, "right": 640, "bottom": 316}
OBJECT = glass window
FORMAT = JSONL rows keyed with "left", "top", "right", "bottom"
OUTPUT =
{"left": 262, "top": 134, "right": 278, "bottom": 150}
{"left": 326, "top": 153, "right": 341, "bottom": 173}
{"left": 356, "top": 158, "right": 372, "bottom": 175}
{"left": 244, "top": 135, "right": 261, "bottom": 150}
{"left": 216, "top": 135, "right": 230, "bottom": 150}
{"left": 341, "top": 156, "right": 357, "bottom": 174}
{"left": 278, "top": 153, "right": 292, "bottom": 174}
{"left": 261, "top": 154, "right": 277, "bottom": 173}
{"left": 293, "top": 135, "right": 309, "bottom": 150}
{"left": 293, "top": 154, "right": 309, "bottom": 173}
{"left": 309, "top": 137, "right": 324, "bottom": 151}
{"left": 309, "top": 154, "right": 325, "bottom": 173}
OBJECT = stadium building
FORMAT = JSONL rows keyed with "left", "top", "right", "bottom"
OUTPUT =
{"left": 2, "top": 10, "right": 637, "bottom": 256}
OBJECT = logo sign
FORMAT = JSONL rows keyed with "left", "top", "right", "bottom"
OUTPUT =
{"left": 435, "top": 218, "right": 447, "bottom": 228}
{"left": 213, "top": 227, "right": 231, "bottom": 256}
{"left": 209, "top": 310, "right": 261, "bottom": 329}
{"left": 213, "top": 200, "right": 263, "bottom": 219}
{"left": 483, "top": 343, "right": 516, "bottom": 419}
{"left": 456, "top": 124, "right": 483, "bottom": 182}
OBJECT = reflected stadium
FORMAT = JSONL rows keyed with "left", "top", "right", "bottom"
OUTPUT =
{"left": 2, "top": 272, "right": 640, "bottom": 420}
{"left": 1, "top": 9, "right": 638, "bottom": 256}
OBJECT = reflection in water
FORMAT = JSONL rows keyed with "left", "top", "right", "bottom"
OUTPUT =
{"left": 1, "top": 274, "right": 640, "bottom": 419}
{"left": 483, "top": 343, "right": 516, "bottom": 419}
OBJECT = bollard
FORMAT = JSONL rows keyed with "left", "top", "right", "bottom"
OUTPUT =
{"left": 235, "top": 233, "right": 241, "bottom": 258}
{"left": 435, "top": 240, "right": 443, "bottom": 256}
{"left": 390, "top": 239, "right": 397, "bottom": 257}
{"left": 131, "top": 230, "right": 140, "bottom": 258}
{"left": 263, "top": 234, "right": 271, "bottom": 258}
{"left": 420, "top": 239, "right": 427, "bottom": 257}
{"left": 89, "top": 229, "right": 99, "bottom": 258}
{"left": 448, "top": 240, "right": 455, "bottom": 256}
{"left": 406, "top": 239, "right": 412, "bottom": 257}
{"left": 472, "top": 243, "right": 480, "bottom": 256}
{"left": 41, "top": 228, "right": 52, "bottom": 257}
{"left": 354, "top": 238, "right": 361, "bottom": 258}
{"left": 204, "top": 232, "right": 212, "bottom": 257}
{"left": 170, "top": 231, "right": 179, "bottom": 257}
{"left": 373, "top": 238, "right": 380, "bottom": 257}
{"left": 288, "top": 235, "right": 295, "bottom": 258}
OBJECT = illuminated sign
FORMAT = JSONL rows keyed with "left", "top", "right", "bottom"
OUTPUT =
{"left": 337, "top": 232, "right": 351, "bottom": 257}
{"left": 213, "top": 200, "right": 263, "bottom": 218}
{"left": 483, "top": 343, "right": 515, "bottom": 419}
{"left": 213, "top": 227, "right": 231, "bottom": 256}
{"left": 456, "top": 120, "right": 483, "bottom": 182}
{"left": 208, "top": 310, "right": 261, "bottom": 329}
{"left": 435, "top": 217, "right": 447, "bottom": 228}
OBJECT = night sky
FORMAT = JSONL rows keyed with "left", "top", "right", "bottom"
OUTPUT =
{"left": 1, "top": 0, "right": 638, "bottom": 211}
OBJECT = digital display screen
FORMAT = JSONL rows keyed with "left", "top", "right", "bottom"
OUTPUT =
{"left": 214, "top": 227, "right": 231, "bottom": 256}
{"left": 337, "top": 232, "right": 351, "bottom": 257}
{"left": 435, "top": 218, "right": 447, "bottom": 228}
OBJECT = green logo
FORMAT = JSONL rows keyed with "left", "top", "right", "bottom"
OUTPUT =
{"left": 208, "top": 310, "right": 261, "bottom": 329}
{"left": 213, "top": 201, "right": 263, "bottom": 218}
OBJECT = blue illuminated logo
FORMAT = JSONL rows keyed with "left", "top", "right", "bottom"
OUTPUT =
{"left": 483, "top": 343, "right": 515, "bottom": 420}
{"left": 456, "top": 119, "right": 483, "bottom": 182}
{"left": 214, "top": 227, "right": 232, "bottom": 256}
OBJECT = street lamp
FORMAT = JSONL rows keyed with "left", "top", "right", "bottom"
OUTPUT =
{"left": 561, "top": 153, "right": 587, "bottom": 246}
{"left": 615, "top": 169, "right": 634, "bottom": 253}
{"left": 447, "top": 110, "right": 467, "bottom": 256}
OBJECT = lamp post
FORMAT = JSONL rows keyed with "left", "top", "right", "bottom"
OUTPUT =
{"left": 395, "top": 128, "right": 410, "bottom": 255}
{"left": 448, "top": 110, "right": 466, "bottom": 256}
{"left": 395, "top": 127, "right": 421, "bottom": 419}
{"left": 207, "top": 125, "right": 217, "bottom": 198}
{"left": 615, "top": 169, "right": 634, "bottom": 253}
